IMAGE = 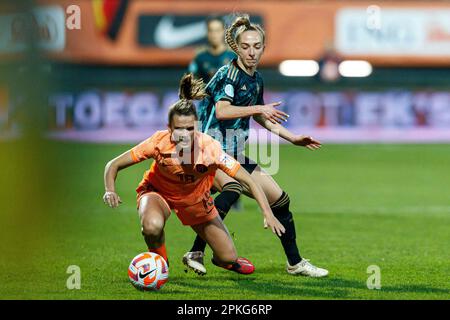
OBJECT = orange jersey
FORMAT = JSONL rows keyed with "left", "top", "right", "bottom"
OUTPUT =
{"left": 130, "top": 130, "right": 240, "bottom": 207}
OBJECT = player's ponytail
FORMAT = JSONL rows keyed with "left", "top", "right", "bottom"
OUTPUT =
{"left": 225, "top": 14, "right": 265, "bottom": 54}
{"left": 178, "top": 73, "right": 207, "bottom": 101}
{"left": 168, "top": 73, "right": 206, "bottom": 126}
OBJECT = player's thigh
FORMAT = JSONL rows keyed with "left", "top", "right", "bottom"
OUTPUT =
{"left": 243, "top": 165, "right": 283, "bottom": 205}
{"left": 213, "top": 169, "right": 238, "bottom": 192}
{"left": 191, "top": 217, "right": 237, "bottom": 263}
{"left": 138, "top": 193, "right": 171, "bottom": 230}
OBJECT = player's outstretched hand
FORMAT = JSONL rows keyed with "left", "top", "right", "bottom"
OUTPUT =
{"left": 258, "top": 101, "right": 289, "bottom": 124}
{"left": 264, "top": 216, "right": 286, "bottom": 237}
{"left": 292, "top": 135, "right": 322, "bottom": 150}
{"left": 103, "top": 191, "right": 122, "bottom": 208}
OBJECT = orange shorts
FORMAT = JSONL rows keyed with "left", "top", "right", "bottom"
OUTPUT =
{"left": 173, "top": 198, "right": 218, "bottom": 226}
{"left": 136, "top": 184, "right": 218, "bottom": 226}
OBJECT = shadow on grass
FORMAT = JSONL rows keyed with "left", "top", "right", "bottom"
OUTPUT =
{"left": 169, "top": 273, "right": 450, "bottom": 299}
{"left": 289, "top": 276, "right": 450, "bottom": 294}
{"left": 170, "top": 275, "right": 353, "bottom": 299}
{"left": 116, "top": 278, "right": 191, "bottom": 296}
{"left": 380, "top": 285, "right": 450, "bottom": 295}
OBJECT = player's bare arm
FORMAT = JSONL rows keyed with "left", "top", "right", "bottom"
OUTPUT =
{"left": 253, "top": 113, "right": 322, "bottom": 151}
{"left": 232, "top": 166, "right": 285, "bottom": 236}
{"left": 103, "top": 150, "right": 135, "bottom": 208}
{"left": 215, "top": 100, "right": 289, "bottom": 124}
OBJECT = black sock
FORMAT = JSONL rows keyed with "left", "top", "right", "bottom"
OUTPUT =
{"left": 190, "top": 182, "right": 242, "bottom": 253}
{"left": 271, "top": 192, "right": 302, "bottom": 266}
{"left": 214, "top": 182, "right": 243, "bottom": 218}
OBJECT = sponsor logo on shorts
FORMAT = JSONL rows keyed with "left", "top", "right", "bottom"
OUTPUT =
{"left": 195, "top": 164, "right": 208, "bottom": 173}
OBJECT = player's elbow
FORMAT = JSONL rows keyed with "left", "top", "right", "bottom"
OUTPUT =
{"left": 105, "top": 159, "right": 120, "bottom": 173}
{"left": 105, "top": 160, "right": 114, "bottom": 172}
{"left": 215, "top": 102, "right": 233, "bottom": 120}
{"left": 215, "top": 107, "right": 226, "bottom": 120}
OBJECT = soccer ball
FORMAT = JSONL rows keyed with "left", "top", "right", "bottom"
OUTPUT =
{"left": 128, "top": 252, "right": 169, "bottom": 291}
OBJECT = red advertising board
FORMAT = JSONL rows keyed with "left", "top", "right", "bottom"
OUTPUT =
{"left": 2, "top": 0, "right": 450, "bottom": 67}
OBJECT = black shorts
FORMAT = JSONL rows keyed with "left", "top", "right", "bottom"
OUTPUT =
{"left": 230, "top": 152, "right": 258, "bottom": 174}
{"left": 211, "top": 154, "right": 258, "bottom": 194}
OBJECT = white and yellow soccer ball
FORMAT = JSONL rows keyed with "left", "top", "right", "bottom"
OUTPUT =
{"left": 128, "top": 252, "right": 169, "bottom": 291}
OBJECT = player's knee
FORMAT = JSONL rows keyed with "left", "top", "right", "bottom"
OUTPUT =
{"left": 222, "top": 181, "right": 243, "bottom": 195}
{"left": 215, "top": 182, "right": 243, "bottom": 215}
{"left": 270, "top": 192, "right": 291, "bottom": 215}
{"left": 270, "top": 192, "right": 296, "bottom": 240}
{"left": 141, "top": 216, "right": 164, "bottom": 238}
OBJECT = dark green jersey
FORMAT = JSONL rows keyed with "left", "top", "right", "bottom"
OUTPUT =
{"left": 188, "top": 48, "right": 237, "bottom": 83}
{"left": 197, "top": 59, "right": 265, "bottom": 154}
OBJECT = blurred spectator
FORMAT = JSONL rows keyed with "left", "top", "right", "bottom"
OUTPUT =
{"left": 318, "top": 43, "right": 342, "bottom": 83}
{"left": 188, "top": 15, "right": 236, "bottom": 83}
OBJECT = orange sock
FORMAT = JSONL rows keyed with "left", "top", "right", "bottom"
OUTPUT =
{"left": 149, "top": 244, "right": 168, "bottom": 265}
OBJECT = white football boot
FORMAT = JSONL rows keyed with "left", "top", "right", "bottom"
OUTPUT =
{"left": 182, "top": 251, "right": 207, "bottom": 275}
{"left": 286, "top": 259, "right": 329, "bottom": 277}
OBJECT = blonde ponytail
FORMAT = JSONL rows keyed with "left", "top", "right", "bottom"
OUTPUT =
{"left": 225, "top": 14, "right": 265, "bottom": 54}
{"left": 178, "top": 73, "right": 207, "bottom": 100}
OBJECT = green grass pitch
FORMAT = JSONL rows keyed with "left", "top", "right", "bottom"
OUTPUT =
{"left": 1, "top": 142, "right": 449, "bottom": 299}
